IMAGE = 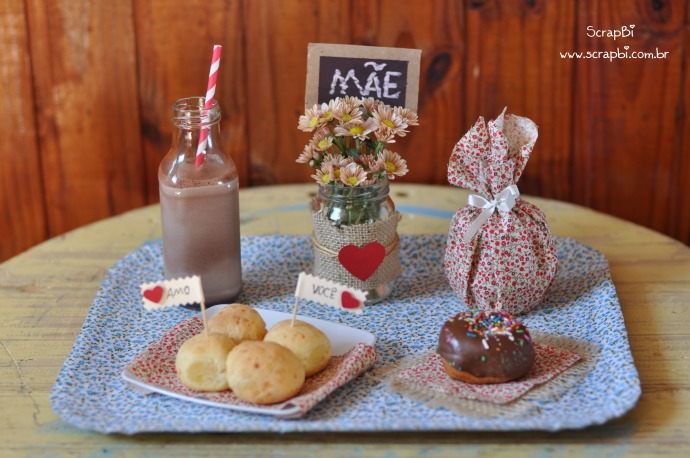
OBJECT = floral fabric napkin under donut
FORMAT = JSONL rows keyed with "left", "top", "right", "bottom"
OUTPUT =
{"left": 390, "top": 342, "right": 581, "bottom": 406}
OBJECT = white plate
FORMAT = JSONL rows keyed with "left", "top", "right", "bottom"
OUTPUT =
{"left": 121, "top": 306, "right": 376, "bottom": 417}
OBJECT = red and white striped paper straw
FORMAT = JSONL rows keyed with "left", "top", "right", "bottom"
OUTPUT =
{"left": 195, "top": 45, "right": 222, "bottom": 167}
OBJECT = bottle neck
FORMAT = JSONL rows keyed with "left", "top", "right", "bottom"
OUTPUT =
{"left": 159, "top": 97, "right": 238, "bottom": 187}
{"left": 170, "top": 97, "right": 222, "bottom": 161}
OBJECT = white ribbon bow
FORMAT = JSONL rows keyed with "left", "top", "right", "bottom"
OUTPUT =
{"left": 463, "top": 185, "right": 520, "bottom": 243}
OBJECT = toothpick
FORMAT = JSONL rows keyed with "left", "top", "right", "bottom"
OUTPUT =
{"left": 201, "top": 299, "right": 209, "bottom": 336}
{"left": 290, "top": 296, "right": 299, "bottom": 328}
{"left": 197, "top": 277, "right": 208, "bottom": 336}
{"left": 291, "top": 273, "right": 305, "bottom": 328}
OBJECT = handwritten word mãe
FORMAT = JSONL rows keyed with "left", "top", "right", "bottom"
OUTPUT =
{"left": 329, "top": 61, "right": 402, "bottom": 99}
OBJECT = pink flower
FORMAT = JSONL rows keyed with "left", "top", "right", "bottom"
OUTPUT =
{"left": 340, "top": 163, "right": 369, "bottom": 187}
{"left": 296, "top": 144, "right": 314, "bottom": 163}
{"left": 361, "top": 97, "right": 381, "bottom": 114}
{"left": 374, "top": 128, "right": 396, "bottom": 144}
{"left": 376, "top": 149, "right": 408, "bottom": 180}
{"left": 310, "top": 128, "right": 333, "bottom": 152}
{"left": 360, "top": 153, "right": 382, "bottom": 173}
{"left": 371, "top": 105, "right": 408, "bottom": 137}
{"left": 334, "top": 118, "right": 377, "bottom": 140}
{"left": 311, "top": 165, "right": 335, "bottom": 185}
{"left": 298, "top": 104, "right": 322, "bottom": 132}
{"left": 322, "top": 153, "right": 351, "bottom": 180}
{"left": 322, "top": 153, "right": 347, "bottom": 167}
{"left": 318, "top": 100, "right": 340, "bottom": 124}
{"left": 393, "top": 106, "right": 419, "bottom": 126}
{"left": 334, "top": 103, "right": 363, "bottom": 126}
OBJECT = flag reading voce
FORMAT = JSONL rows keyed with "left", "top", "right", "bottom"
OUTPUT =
{"left": 295, "top": 272, "right": 367, "bottom": 314}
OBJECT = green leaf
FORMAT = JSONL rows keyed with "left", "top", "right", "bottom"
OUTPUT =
{"left": 347, "top": 147, "right": 360, "bottom": 158}
{"left": 332, "top": 137, "right": 346, "bottom": 153}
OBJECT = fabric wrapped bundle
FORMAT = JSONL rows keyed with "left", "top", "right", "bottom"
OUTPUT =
{"left": 444, "top": 108, "right": 558, "bottom": 315}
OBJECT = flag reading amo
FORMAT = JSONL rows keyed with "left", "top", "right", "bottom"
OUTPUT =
{"left": 140, "top": 275, "right": 205, "bottom": 310}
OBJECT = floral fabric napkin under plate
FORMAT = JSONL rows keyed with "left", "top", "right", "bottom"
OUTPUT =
{"left": 122, "top": 316, "right": 377, "bottom": 418}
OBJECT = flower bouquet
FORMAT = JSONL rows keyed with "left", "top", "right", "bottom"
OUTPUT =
{"left": 297, "top": 96, "right": 419, "bottom": 302}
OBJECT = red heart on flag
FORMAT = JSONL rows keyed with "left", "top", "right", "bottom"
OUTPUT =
{"left": 143, "top": 285, "right": 164, "bottom": 303}
{"left": 341, "top": 291, "right": 361, "bottom": 309}
{"left": 338, "top": 242, "right": 385, "bottom": 281}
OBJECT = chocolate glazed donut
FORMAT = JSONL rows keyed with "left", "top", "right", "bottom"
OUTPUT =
{"left": 437, "top": 311, "right": 535, "bottom": 384}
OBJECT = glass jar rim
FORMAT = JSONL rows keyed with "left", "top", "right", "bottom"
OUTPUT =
{"left": 317, "top": 177, "right": 390, "bottom": 202}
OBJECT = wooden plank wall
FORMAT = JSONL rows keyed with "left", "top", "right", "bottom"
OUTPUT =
{"left": 0, "top": 0, "right": 688, "bottom": 262}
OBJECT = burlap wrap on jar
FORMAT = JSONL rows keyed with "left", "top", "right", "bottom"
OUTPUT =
{"left": 444, "top": 108, "right": 558, "bottom": 315}
{"left": 311, "top": 210, "right": 402, "bottom": 302}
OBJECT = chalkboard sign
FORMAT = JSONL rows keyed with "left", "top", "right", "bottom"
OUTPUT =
{"left": 306, "top": 43, "right": 421, "bottom": 111}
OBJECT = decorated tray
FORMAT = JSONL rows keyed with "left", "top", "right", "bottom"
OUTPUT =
{"left": 50, "top": 234, "right": 640, "bottom": 434}
{"left": 121, "top": 307, "right": 376, "bottom": 417}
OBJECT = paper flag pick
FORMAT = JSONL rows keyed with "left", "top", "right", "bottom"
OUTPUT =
{"left": 295, "top": 272, "right": 367, "bottom": 314}
{"left": 140, "top": 276, "right": 205, "bottom": 310}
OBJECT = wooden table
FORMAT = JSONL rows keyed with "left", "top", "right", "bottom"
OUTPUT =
{"left": 2, "top": 184, "right": 689, "bottom": 456}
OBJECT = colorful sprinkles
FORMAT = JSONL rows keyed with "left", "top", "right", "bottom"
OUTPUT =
{"left": 453, "top": 310, "right": 525, "bottom": 338}
{"left": 451, "top": 310, "right": 529, "bottom": 353}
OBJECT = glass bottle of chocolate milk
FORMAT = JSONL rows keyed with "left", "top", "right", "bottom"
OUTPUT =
{"left": 158, "top": 97, "right": 241, "bottom": 305}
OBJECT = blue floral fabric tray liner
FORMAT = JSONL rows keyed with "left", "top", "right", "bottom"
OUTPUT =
{"left": 50, "top": 235, "right": 640, "bottom": 434}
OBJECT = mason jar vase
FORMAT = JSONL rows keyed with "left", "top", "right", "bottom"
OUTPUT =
{"left": 311, "top": 178, "right": 401, "bottom": 303}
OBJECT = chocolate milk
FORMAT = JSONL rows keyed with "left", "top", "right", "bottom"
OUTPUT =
{"left": 159, "top": 97, "right": 242, "bottom": 305}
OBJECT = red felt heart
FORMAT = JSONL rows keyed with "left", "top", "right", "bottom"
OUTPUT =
{"left": 341, "top": 291, "right": 361, "bottom": 309}
{"left": 338, "top": 242, "right": 385, "bottom": 281}
{"left": 143, "top": 285, "right": 164, "bottom": 303}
